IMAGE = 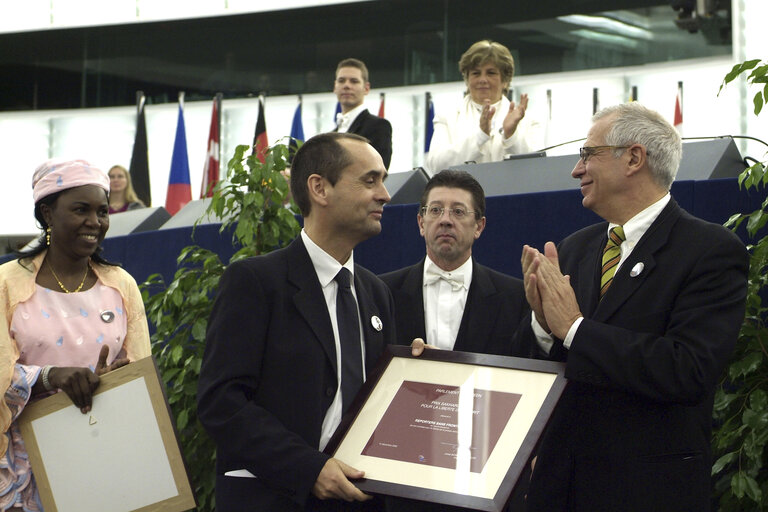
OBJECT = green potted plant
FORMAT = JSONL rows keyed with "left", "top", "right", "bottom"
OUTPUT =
{"left": 142, "top": 142, "right": 301, "bottom": 511}
{"left": 712, "top": 58, "right": 768, "bottom": 511}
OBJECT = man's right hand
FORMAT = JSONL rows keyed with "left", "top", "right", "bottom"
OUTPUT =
{"left": 522, "top": 245, "right": 549, "bottom": 332}
{"left": 312, "top": 458, "right": 371, "bottom": 502}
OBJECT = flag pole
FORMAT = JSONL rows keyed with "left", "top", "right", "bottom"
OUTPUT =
{"left": 592, "top": 87, "right": 599, "bottom": 115}
{"left": 215, "top": 92, "right": 223, "bottom": 177}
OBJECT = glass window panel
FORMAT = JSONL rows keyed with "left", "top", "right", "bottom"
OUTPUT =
{"left": 0, "top": 1, "right": 732, "bottom": 110}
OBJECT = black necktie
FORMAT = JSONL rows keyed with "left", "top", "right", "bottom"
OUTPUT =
{"left": 335, "top": 268, "right": 363, "bottom": 413}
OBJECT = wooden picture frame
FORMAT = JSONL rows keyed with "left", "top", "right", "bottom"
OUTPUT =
{"left": 18, "top": 356, "right": 196, "bottom": 512}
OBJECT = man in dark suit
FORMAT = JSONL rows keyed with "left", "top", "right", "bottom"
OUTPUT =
{"left": 380, "top": 169, "right": 530, "bottom": 512}
{"left": 197, "top": 132, "right": 395, "bottom": 512}
{"left": 333, "top": 58, "right": 392, "bottom": 169}
{"left": 381, "top": 169, "right": 528, "bottom": 355}
{"left": 522, "top": 102, "right": 748, "bottom": 512}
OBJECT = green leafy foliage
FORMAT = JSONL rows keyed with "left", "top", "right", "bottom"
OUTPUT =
{"left": 713, "top": 59, "right": 768, "bottom": 511}
{"left": 720, "top": 59, "right": 768, "bottom": 115}
{"left": 141, "top": 142, "right": 301, "bottom": 511}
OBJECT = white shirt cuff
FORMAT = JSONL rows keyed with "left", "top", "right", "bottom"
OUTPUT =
{"left": 531, "top": 313, "right": 553, "bottom": 355}
{"left": 501, "top": 130, "right": 517, "bottom": 148}
{"left": 475, "top": 131, "right": 491, "bottom": 147}
{"left": 224, "top": 469, "right": 257, "bottom": 478}
{"left": 563, "top": 317, "right": 584, "bottom": 349}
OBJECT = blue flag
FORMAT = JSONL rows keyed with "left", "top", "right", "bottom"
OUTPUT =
{"left": 290, "top": 100, "right": 305, "bottom": 143}
{"left": 289, "top": 98, "right": 305, "bottom": 161}
{"left": 425, "top": 92, "right": 435, "bottom": 153}
{"left": 165, "top": 100, "right": 192, "bottom": 215}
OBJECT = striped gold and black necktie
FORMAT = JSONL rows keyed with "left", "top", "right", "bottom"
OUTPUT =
{"left": 600, "top": 226, "right": 625, "bottom": 299}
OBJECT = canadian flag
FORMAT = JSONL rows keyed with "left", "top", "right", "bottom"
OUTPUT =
{"left": 200, "top": 97, "right": 220, "bottom": 198}
{"left": 674, "top": 81, "right": 683, "bottom": 134}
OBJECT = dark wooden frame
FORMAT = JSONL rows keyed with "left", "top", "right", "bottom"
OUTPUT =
{"left": 325, "top": 345, "right": 566, "bottom": 512}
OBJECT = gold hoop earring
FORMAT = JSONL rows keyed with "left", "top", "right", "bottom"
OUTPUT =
{"left": 46, "top": 227, "right": 51, "bottom": 246}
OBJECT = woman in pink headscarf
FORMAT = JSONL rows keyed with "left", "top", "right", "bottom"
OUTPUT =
{"left": 0, "top": 159, "right": 151, "bottom": 511}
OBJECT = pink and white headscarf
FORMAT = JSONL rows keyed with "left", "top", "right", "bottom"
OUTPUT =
{"left": 32, "top": 159, "right": 110, "bottom": 203}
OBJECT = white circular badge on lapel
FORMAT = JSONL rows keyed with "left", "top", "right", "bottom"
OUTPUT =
{"left": 371, "top": 315, "right": 383, "bottom": 331}
{"left": 630, "top": 262, "right": 644, "bottom": 278}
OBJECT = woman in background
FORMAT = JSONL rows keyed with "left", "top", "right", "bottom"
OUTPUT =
{"left": 107, "top": 164, "right": 145, "bottom": 213}
{"left": 0, "top": 159, "right": 151, "bottom": 510}
{"left": 424, "top": 40, "right": 538, "bottom": 174}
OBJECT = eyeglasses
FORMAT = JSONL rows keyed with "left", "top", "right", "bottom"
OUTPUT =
{"left": 579, "top": 145, "right": 631, "bottom": 164}
{"left": 420, "top": 205, "right": 478, "bottom": 220}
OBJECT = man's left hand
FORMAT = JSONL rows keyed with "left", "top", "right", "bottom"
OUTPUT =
{"left": 410, "top": 338, "right": 439, "bottom": 356}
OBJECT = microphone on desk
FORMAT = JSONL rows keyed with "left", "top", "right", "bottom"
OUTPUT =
{"left": 496, "top": 137, "right": 588, "bottom": 162}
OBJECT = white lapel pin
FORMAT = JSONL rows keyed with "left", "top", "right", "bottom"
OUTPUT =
{"left": 630, "top": 262, "right": 644, "bottom": 278}
{"left": 371, "top": 316, "right": 383, "bottom": 331}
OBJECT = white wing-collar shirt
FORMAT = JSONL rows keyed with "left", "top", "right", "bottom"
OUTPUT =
{"left": 422, "top": 255, "right": 473, "bottom": 350}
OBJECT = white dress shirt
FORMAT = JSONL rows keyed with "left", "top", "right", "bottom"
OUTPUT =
{"left": 423, "top": 256, "right": 473, "bottom": 350}
{"left": 533, "top": 194, "right": 671, "bottom": 353}
{"left": 300, "top": 230, "right": 366, "bottom": 450}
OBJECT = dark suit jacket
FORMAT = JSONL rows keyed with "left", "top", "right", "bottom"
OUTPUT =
{"left": 338, "top": 109, "right": 392, "bottom": 169}
{"left": 197, "top": 237, "right": 396, "bottom": 512}
{"left": 526, "top": 199, "right": 748, "bottom": 512}
{"left": 380, "top": 258, "right": 530, "bottom": 356}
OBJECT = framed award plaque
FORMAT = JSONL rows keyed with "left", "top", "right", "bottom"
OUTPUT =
{"left": 325, "top": 346, "right": 566, "bottom": 512}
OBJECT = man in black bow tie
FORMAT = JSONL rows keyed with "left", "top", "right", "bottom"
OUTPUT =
{"left": 333, "top": 58, "right": 392, "bottom": 168}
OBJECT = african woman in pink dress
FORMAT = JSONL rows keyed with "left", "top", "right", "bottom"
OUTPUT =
{"left": 0, "top": 159, "right": 151, "bottom": 511}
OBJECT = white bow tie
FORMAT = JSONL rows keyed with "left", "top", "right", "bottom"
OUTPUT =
{"left": 336, "top": 112, "right": 349, "bottom": 127}
{"left": 424, "top": 266, "right": 466, "bottom": 291}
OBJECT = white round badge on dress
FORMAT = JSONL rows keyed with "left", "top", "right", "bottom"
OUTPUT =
{"left": 371, "top": 316, "right": 383, "bottom": 332}
{"left": 100, "top": 310, "right": 115, "bottom": 323}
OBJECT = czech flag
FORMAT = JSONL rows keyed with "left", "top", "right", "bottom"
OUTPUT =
{"left": 165, "top": 96, "right": 192, "bottom": 215}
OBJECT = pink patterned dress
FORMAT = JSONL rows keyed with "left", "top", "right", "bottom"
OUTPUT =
{"left": 1, "top": 283, "right": 127, "bottom": 511}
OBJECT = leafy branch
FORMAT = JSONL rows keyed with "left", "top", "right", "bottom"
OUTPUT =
{"left": 142, "top": 142, "right": 301, "bottom": 511}
{"left": 713, "top": 58, "right": 768, "bottom": 511}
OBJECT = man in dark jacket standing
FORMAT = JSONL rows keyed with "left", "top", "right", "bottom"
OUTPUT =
{"left": 522, "top": 102, "right": 748, "bottom": 512}
{"left": 333, "top": 58, "right": 392, "bottom": 169}
{"left": 198, "top": 132, "right": 395, "bottom": 512}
